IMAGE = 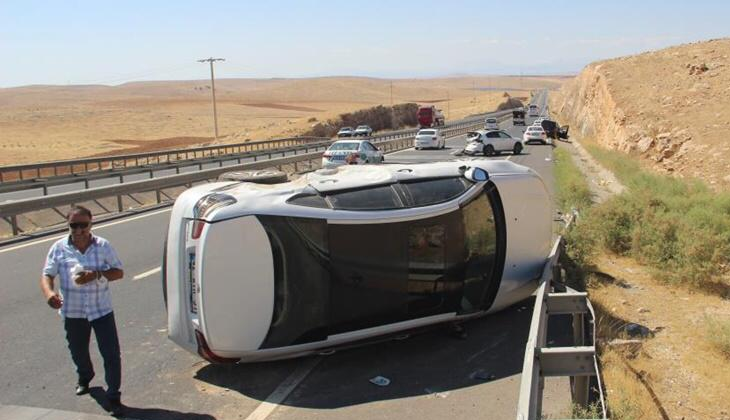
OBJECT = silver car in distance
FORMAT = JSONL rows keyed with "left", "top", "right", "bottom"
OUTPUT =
{"left": 163, "top": 160, "right": 552, "bottom": 363}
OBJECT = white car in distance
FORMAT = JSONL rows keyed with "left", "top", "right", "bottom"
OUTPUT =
{"left": 322, "top": 140, "right": 384, "bottom": 167}
{"left": 523, "top": 126, "right": 550, "bottom": 145}
{"left": 484, "top": 117, "right": 499, "bottom": 130}
{"left": 337, "top": 127, "right": 354, "bottom": 137}
{"left": 464, "top": 130, "right": 524, "bottom": 156}
{"left": 354, "top": 125, "right": 373, "bottom": 137}
{"left": 414, "top": 129, "right": 445, "bottom": 150}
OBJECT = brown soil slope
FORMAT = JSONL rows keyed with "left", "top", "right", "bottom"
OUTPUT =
{"left": 552, "top": 38, "right": 730, "bottom": 190}
{"left": 0, "top": 76, "right": 563, "bottom": 165}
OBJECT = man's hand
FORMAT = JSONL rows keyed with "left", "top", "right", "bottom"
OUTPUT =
{"left": 74, "top": 271, "right": 97, "bottom": 285}
{"left": 47, "top": 293, "right": 63, "bottom": 309}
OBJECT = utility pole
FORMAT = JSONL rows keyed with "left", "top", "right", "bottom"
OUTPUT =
{"left": 446, "top": 90, "right": 450, "bottom": 119}
{"left": 198, "top": 57, "right": 225, "bottom": 140}
{"left": 390, "top": 80, "right": 395, "bottom": 128}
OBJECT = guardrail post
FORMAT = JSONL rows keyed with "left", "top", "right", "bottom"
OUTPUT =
{"left": 117, "top": 195, "right": 123, "bottom": 212}
{"left": 10, "top": 215, "right": 19, "bottom": 236}
{"left": 155, "top": 189, "right": 162, "bottom": 204}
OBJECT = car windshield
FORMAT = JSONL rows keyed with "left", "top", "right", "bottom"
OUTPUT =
{"left": 356, "top": 126, "right": 368, "bottom": 130}
{"left": 418, "top": 130, "right": 436, "bottom": 135}
{"left": 339, "top": 127, "right": 352, "bottom": 131}
{"left": 328, "top": 142, "right": 359, "bottom": 151}
{"left": 486, "top": 119, "right": 496, "bottom": 123}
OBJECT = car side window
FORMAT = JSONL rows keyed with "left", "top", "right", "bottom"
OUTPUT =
{"left": 363, "top": 142, "right": 376, "bottom": 151}
{"left": 401, "top": 177, "right": 471, "bottom": 207}
{"left": 327, "top": 185, "right": 402, "bottom": 210}
{"left": 486, "top": 132, "right": 500, "bottom": 138}
{"left": 499, "top": 132, "right": 512, "bottom": 139}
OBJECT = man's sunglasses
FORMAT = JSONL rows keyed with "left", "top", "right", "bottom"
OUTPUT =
{"left": 69, "top": 222, "right": 90, "bottom": 230}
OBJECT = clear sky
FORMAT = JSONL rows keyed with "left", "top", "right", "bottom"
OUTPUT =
{"left": 1, "top": 0, "right": 728, "bottom": 87}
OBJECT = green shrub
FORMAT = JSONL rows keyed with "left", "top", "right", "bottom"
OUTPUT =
{"left": 577, "top": 144, "right": 730, "bottom": 287}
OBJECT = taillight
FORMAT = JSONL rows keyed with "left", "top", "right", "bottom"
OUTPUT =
{"left": 191, "top": 193, "right": 236, "bottom": 239}
{"left": 346, "top": 153, "right": 360, "bottom": 163}
{"left": 195, "top": 330, "right": 240, "bottom": 364}
{"left": 323, "top": 152, "right": 332, "bottom": 159}
{"left": 191, "top": 220, "right": 206, "bottom": 239}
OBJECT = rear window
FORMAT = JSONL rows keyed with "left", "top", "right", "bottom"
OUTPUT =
{"left": 329, "top": 142, "right": 359, "bottom": 151}
{"left": 418, "top": 130, "right": 436, "bottom": 135}
{"left": 357, "top": 126, "right": 369, "bottom": 130}
{"left": 401, "top": 178, "right": 470, "bottom": 207}
{"left": 486, "top": 119, "right": 497, "bottom": 123}
{"left": 327, "top": 185, "right": 402, "bottom": 210}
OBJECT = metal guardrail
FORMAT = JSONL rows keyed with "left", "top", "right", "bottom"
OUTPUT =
{"left": 0, "top": 136, "right": 334, "bottom": 183}
{"left": 0, "top": 116, "right": 494, "bottom": 236}
{"left": 516, "top": 217, "right": 607, "bottom": 419}
{"left": 0, "top": 110, "right": 514, "bottom": 198}
{"left": 0, "top": 108, "right": 511, "bottom": 184}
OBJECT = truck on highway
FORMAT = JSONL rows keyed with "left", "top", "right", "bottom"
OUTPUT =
{"left": 417, "top": 105, "right": 445, "bottom": 128}
{"left": 512, "top": 109, "right": 525, "bottom": 125}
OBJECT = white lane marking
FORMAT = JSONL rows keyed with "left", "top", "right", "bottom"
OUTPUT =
{"left": 0, "top": 208, "right": 172, "bottom": 254}
{"left": 243, "top": 356, "right": 322, "bottom": 420}
{"left": 133, "top": 266, "right": 161, "bottom": 281}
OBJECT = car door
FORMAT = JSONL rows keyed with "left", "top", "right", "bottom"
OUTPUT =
{"left": 485, "top": 131, "right": 501, "bottom": 151}
{"left": 498, "top": 131, "right": 515, "bottom": 150}
{"left": 362, "top": 141, "right": 380, "bottom": 162}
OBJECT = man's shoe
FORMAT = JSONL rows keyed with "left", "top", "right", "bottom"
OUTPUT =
{"left": 108, "top": 398, "right": 125, "bottom": 417}
{"left": 75, "top": 384, "right": 90, "bottom": 396}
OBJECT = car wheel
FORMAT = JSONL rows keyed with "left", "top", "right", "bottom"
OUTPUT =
{"left": 415, "top": 147, "right": 420, "bottom": 150}
{"left": 513, "top": 143, "right": 523, "bottom": 155}
{"left": 484, "top": 145, "right": 495, "bottom": 156}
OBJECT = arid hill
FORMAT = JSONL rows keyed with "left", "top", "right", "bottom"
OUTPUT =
{"left": 552, "top": 38, "right": 730, "bottom": 190}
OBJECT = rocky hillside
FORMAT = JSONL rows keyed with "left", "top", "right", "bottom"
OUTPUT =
{"left": 552, "top": 38, "right": 730, "bottom": 190}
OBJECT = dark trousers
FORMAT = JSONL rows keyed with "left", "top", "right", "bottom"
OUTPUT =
{"left": 64, "top": 312, "right": 121, "bottom": 400}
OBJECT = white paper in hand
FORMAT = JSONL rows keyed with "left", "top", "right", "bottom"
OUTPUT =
{"left": 70, "top": 263, "right": 85, "bottom": 287}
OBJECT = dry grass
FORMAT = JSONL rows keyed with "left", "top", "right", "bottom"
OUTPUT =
{"left": 0, "top": 76, "right": 562, "bottom": 165}
{"left": 585, "top": 255, "right": 730, "bottom": 420}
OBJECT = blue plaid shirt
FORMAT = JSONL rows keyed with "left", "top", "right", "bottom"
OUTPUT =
{"left": 43, "top": 235, "right": 123, "bottom": 320}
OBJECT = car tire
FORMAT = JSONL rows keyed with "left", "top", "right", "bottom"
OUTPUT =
{"left": 484, "top": 145, "right": 495, "bottom": 156}
{"left": 218, "top": 169, "right": 288, "bottom": 184}
{"left": 513, "top": 143, "right": 523, "bottom": 155}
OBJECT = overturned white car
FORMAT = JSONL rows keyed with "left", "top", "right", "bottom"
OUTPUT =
{"left": 163, "top": 160, "right": 552, "bottom": 363}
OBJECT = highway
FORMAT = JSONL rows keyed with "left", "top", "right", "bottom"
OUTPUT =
{"left": 0, "top": 93, "right": 572, "bottom": 420}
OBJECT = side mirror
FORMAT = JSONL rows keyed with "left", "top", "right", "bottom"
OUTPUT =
{"left": 463, "top": 167, "right": 489, "bottom": 182}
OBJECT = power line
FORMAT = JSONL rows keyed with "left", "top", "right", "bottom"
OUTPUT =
{"left": 198, "top": 57, "right": 225, "bottom": 140}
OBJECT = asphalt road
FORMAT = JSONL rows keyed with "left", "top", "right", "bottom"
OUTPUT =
{"left": 0, "top": 92, "right": 570, "bottom": 420}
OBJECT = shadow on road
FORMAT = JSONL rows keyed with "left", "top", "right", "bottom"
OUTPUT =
{"left": 194, "top": 297, "right": 555, "bottom": 409}
{"left": 88, "top": 387, "right": 216, "bottom": 420}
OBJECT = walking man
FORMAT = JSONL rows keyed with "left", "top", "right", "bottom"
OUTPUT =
{"left": 40, "top": 205, "right": 125, "bottom": 416}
